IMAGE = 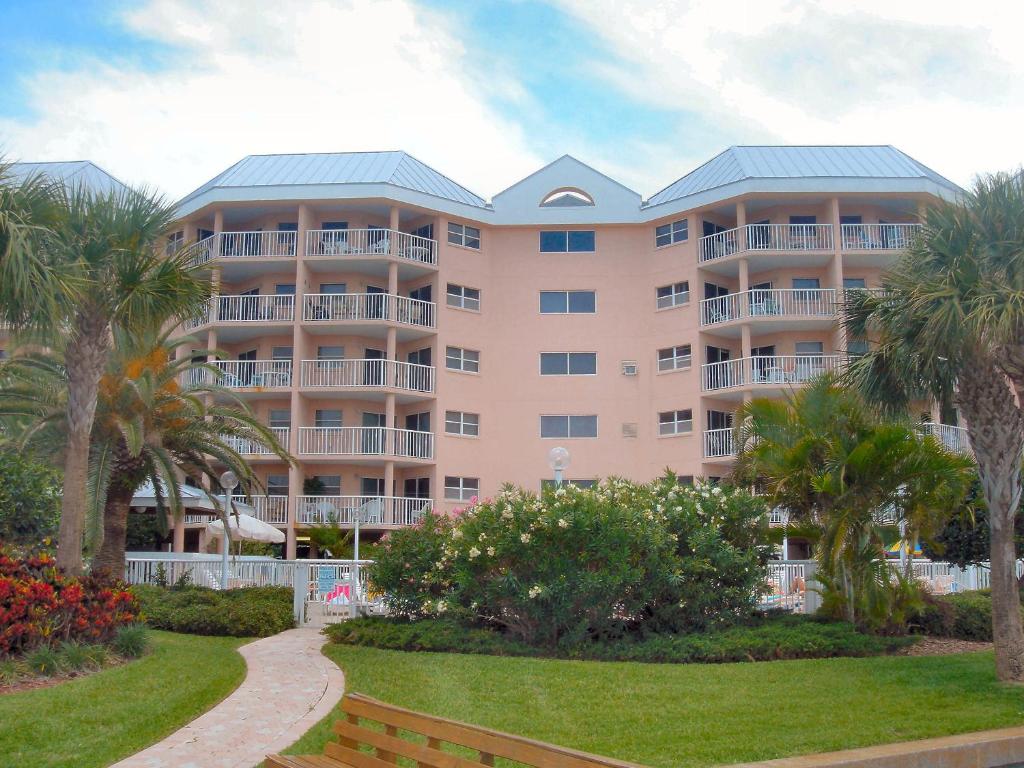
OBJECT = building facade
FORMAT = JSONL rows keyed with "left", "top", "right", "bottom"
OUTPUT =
{"left": 8, "top": 148, "right": 967, "bottom": 558}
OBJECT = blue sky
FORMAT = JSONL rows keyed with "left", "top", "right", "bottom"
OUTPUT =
{"left": 1, "top": 0, "right": 1021, "bottom": 199}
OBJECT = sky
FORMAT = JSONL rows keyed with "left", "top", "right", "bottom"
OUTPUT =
{"left": 0, "top": 0, "right": 1021, "bottom": 201}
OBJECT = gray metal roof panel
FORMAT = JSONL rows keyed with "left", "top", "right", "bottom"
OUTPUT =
{"left": 179, "top": 151, "right": 486, "bottom": 208}
{"left": 646, "top": 145, "right": 961, "bottom": 206}
{"left": 9, "top": 160, "right": 128, "bottom": 195}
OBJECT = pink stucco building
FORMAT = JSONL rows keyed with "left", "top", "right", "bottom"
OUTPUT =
{"left": 9, "top": 147, "right": 965, "bottom": 558}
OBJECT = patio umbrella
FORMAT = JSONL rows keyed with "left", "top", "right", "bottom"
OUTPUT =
{"left": 206, "top": 513, "right": 286, "bottom": 544}
{"left": 131, "top": 481, "right": 256, "bottom": 515}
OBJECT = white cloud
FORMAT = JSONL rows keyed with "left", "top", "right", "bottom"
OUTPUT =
{"left": 553, "top": 0, "right": 1024, "bottom": 187}
{"left": 0, "top": 0, "right": 544, "bottom": 199}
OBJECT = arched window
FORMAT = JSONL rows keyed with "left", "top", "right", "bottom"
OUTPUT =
{"left": 540, "top": 187, "right": 595, "bottom": 207}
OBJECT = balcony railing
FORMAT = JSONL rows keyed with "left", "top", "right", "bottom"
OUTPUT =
{"left": 302, "top": 293, "right": 435, "bottom": 329}
{"left": 298, "top": 426, "right": 434, "bottom": 460}
{"left": 220, "top": 230, "right": 297, "bottom": 259}
{"left": 187, "top": 294, "right": 296, "bottom": 329}
{"left": 183, "top": 234, "right": 216, "bottom": 267}
{"left": 247, "top": 495, "right": 289, "bottom": 525}
{"left": 294, "top": 496, "right": 431, "bottom": 526}
{"left": 224, "top": 427, "right": 290, "bottom": 455}
{"left": 703, "top": 428, "right": 735, "bottom": 458}
{"left": 699, "top": 224, "right": 834, "bottom": 263}
{"left": 921, "top": 422, "right": 972, "bottom": 456}
{"left": 702, "top": 355, "right": 846, "bottom": 391}
{"left": 701, "top": 288, "right": 837, "bottom": 326}
{"left": 305, "top": 228, "right": 437, "bottom": 265}
{"left": 300, "top": 359, "right": 434, "bottom": 393}
{"left": 193, "top": 360, "right": 293, "bottom": 388}
{"left": 841, "top": 223, "right": 920, "bottom": 251}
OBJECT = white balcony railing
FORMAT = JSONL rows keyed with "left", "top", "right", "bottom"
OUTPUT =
{"left": 300, "top": 359, "right": 434, "bottom": 393}
{"left": 247, "top": 495, "right": 289, "bottom": 525}
{"left": 302, "top": 293, "right": 435, "bottom": 329}
{"left": 699, "top": 224, "right": 834, "bottom": 263}
{"left": 224, "top": 427, "right": 290, "bottom": 455}
{"left": 702, "top": 355, "right": 846, "bottom": 391}
{"left": 187, "top": 294, "right": 295, "bottom": 329}
{"left": 922, "top": 422, "right": 972, "bottom": 456}
{"left": 305, "top": 228, "right": 437, "bottom": 265}
{"left": 183, "top": 234, "right": 216, "bottom": 267}
{"left": 219, "top": 230, "right": 297, "bottom": 259}
{"left": 701, "top": 289, "right": 838, "bottom": 326}
{"left": 703, "top": 428, "right": 735, "bottom": 458}
{"left": 699, "top": 228, "right": 741, "bottom": 262}
{"left": 199, "top": 360, "right": 292, "bottom": 388}
{"left": 295, "top": 496, "right": 431, "bottom": 527}
{"left": 841, "top": 223, "right": 921, "bottom": 251}
{"left": 298, "top": 426, "right": 434, "bottom": 460}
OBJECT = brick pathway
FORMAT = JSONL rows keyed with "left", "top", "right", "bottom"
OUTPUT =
{"left": 111, "top": 628, "right": 344, "bottom": 768}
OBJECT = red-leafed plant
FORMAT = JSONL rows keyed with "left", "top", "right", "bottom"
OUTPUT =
{"left": 0, "top": 545, "right": 139, "bottom": 657}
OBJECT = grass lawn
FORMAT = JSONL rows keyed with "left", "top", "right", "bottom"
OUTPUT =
{"left": 282, "top": 645, "right": 1024, "bottom": 768}
{"left": 0, "top": 630, "right": 247, "bottom": 768}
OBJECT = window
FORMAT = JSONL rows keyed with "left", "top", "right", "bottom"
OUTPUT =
{"left": 843, "top": 277, "right": 867, "bottom": 290}
{"left": 448, "top": 222, "right": 481, "bottom": 249}
{"left": 275, "top": 283, "right": 295, "bottom": 295}
{"left": 656, "top": 281, "right": 689, "bottom": 309}
{"left": 313, "top": 475, "right": 341, "bottom": 496}
{"left": 446, "top": 283, "right": 480, "bottom": 311}
{"left": 317, "top": 345, "right": 344, "bottom": 360}
{"left": 847, "top": 338, "right": 869, "bottom": 356}
{"left": 406, "top": 412, "right": 430, "bottom": 432}
{"left": 658, "top": 344, "right": 692, "bottom": 372}
{"left": 268, "top": 409, "right": 291, "bottom": 429}
{"left": 790, "top": 215, "right": 817, "bottom": 225}
{"left": 445, "top": 476, "right": 479, "bottom": 501}
{"left": 539, "top": 230, "right": 595, "bottom": 253}
{"left": 446, "top": 346, "right": 479, "bottom": 373}
{"left": 271, "top": 346, "right": 292, "bottom": 361}
{"left": 539, "top": 290, "right": 595, "bottom": 314}
{"left": 445, "top": 410, "right": 480, "bottom": 437}
{"left": 659, "top": 409, "right": 693, "bottom": 436}
{"left": 322, "top": 221, "right": 348, "bottom": 231}
{"left": 267, "top": 474, "right": 289, "bottom": 496}
{"left": 655, "top": 219, "right": 688, "bottom": 247}
{"left": 541, "top": 478, "right": 597, "bottom": 490}
{"left": 404, "top": 477, "right": 430, "bottom": 498}
{"left": 319, "top": 282, "right": 347, "bottom": 294}
{"left": 540, "top": 415, "right": 598, "bottom": 438}
{"left": 792, "top": 278, "right": 821, "bottom": 290}
{"left": 540, "top": 352, "right": 597, "bottom": 375}
{"left": 361, "top": 477, "right": 385, "bottom": 496}
{"left": 166, "top": 230, "right": 184, "bottom": 255}
{"left": 315, "top": 409, "right": 343, "bottom": 428}
{"left": 795, "top": 341, "right": 824, "bottom": 356}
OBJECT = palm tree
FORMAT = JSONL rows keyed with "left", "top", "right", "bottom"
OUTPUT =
{"left": 0, "top": 331, "right": 292, "bottom": 574}
{"left": 734, "top": 376, "right": 974, "bottom": 627}
{"left": 0, "top": 167, "right": 212, "bottom": 574}
{"left": 844, "top": 170, "right": 1024, "bottom": 680}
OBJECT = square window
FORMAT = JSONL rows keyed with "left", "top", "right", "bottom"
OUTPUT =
{"left": 540, "top": 231, "right": 568, "bottom": 252}
{"left": 567, "top": 230, "right": 595, "bottom": 252}
{"left": 656, "top": 281, "right": 689, "bottom": 309}
{"left": 659, "top": 409, "right": 693, "bottom": 436}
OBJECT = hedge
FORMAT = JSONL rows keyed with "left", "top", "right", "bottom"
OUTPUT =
{"left": 131, "top": 584, "right": 293, "bottom": 637}
{"left": 325, "top": 614, "right": 916, "bottom": 664}
{"left": 911, "top": 590, "right": 994, "bottom": 642}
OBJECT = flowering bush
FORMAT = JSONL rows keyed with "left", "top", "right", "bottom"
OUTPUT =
{"left": 370, "top": 476, "right": 771, "bottom": 648}
{"left": 0, "top": 546, "right": 139, "bottom": 657}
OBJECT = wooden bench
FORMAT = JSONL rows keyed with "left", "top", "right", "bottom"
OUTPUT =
{"left": 267, "top": 692, "right": 648, "bottom": 768}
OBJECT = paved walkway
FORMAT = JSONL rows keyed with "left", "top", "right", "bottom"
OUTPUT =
{"left": 112, "top": 628, "right": 344, "bottom": 768}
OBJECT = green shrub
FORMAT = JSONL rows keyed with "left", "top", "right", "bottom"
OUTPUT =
{"left": 0, "top": 659, "right": 21, "bottom": 685}
{"left": 57, "top": 641, "right": 92, "bottom": 671}
{"left": 370, "top": 477, "right": 770, "bottom": 648}
{"left": 111, "top": 625, "right": 150, "bottom": 658}
{"left": 83, "top": 643, "right": 108, "bottom": 668}
{"left": 326, "top": 614, "right": 914, "bottom": 663}
{"left": 911, "top": 590, "right": 993, "bottom": 641}
{"left": 25, "top": 645, "right": 61, "bottom": 675}
{"left": 132, "top": 584, "right": 294, "bottom": 637}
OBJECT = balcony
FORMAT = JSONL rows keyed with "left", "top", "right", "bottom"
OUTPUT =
{"left": 247, "top": 495, "right": 290, "bottom": 525}
{"left": 184, "top": 231, "right": 297, "bottom": 268}
{"left": 700, "top": 223, "right": 834, "bottom": 264}
{"left": 294, "top": 495, "right": 431, "bottom": 527}
{"left": 297, "top": 426, "right": 434, "bottom": 462}
{"left": 223, "top": 427, "right": 290, "bottom": 457}
{"left": 300, "top": 359, "right": 434, "bottom": 401}
{"left": 305, "top": 228, "right": 437, "bottom": 277}
{"left": 703, "top": 428, "right": 735, "bottom": 459}
{"left": 701, "top": 355, "right": 846, "bottom": 395}
{"left": 921, "top": 422, "right": 972, "bottom": 456}
{"left": 189, "top": 360, "right": 292, "bottom": 391}
{"left": 186, "top": 294, "right": 295, "bottom": 340}
{"left": 841, "top": 223, "right": 920, "bottom": 251}
{"left": 701, "top": 288, "right": 837, "bottom": 334}
{"left": 302, "top": 293, "right": 435, "bottom": 340}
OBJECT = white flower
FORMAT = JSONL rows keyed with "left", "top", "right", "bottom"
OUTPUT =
{"left": 478, "top": 532, "right": 487, "bottom": 542}
{"left": 434, "top": 561, "right": 444, "bottom": 569}
{"left": 528, "top": 585, "right": 543, "bottom": 599}
{"left": 451, "top": 529, "right": 463, "bottom": 539}
{"left": 520, "top": 532, "right": 532, "bottom": 544}
{"left": 436, "top": 600, "right": 448, "bottom": 614}
{"left": 468, "top": 547, "right": 481, "bottom": 559}
{"left": 712, "top": 486, "right": 723, "bottom": 496}
{"left": 421, "top": 600, "right": 434, "bottom": 613}
{"left": 501, "top": 509, "right": 514, "bottom": 520}
{"left": 557, "top": 518, "right": 569, "bottom": 528}
{"left": 555, "top": 487, "right": 566, "bottom": 496}
{"left": 486, "top": 546, "right": 495, "bottom": 556}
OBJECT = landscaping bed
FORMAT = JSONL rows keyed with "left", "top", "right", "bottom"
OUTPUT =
{"left": 131, "top": 583, "right": 294, "bottom": 637}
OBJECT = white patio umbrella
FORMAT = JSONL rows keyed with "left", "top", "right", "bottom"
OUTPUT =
{"left": 206, "top": 513, "right": 286, "bottom": 544}
{"left": 131, "top": 481, "right": 256, "bottom": 515}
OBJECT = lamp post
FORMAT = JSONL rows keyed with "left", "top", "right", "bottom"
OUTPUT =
{"left": 547, "top": 446, "right": 571, "bottom": 488}
{"left": 219, "top": 470, "right": 239, "bottom": 590}
{"left": 351, "top": 506, "right": 363, "bottom": 619}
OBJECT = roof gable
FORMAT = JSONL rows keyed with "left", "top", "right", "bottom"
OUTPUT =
{"left": 9, "top": 160, "right": 128, "bottom": 195}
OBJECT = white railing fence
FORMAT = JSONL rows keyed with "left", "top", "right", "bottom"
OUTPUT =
{"left": 746, "top": 223, "right": 834, "bottom": 251}
{"left": 299, "top": 359, "right": 435, "bottom": 393}
{"left": 295, "top": 496, "right": 430, "bottom": 526}
{"left": 248, "top": 495, "right": 289, "bottom": 525}
{"left": 703, "top": 428, "right": 735, "bottom": 458}
{"left": 209, "top": 359, "right": 292, "bottom": 388}
{"left": 700, "top": 289, "right": 837, "bottom": 326}
{"left": 305, "top": 228, "right": 437, "bottom": 265}
{"left": 224, "top": 426, "right": 290, "bottom": 455}
{"left": 297, "top": 426, "right": 434, "bottom": 460}
{"left": 219, "top": 230, "right": 297, "bottom": 258}
{"left": 189, "top": 294, "right": 295, "bottom": 327}
{"left": 699, "top": 228, "right": 740, "bottom": 262}
{"left": 302, "top": 293, "right": 436, "bottom": 328}
{"left": 921, "top": 422, "right": 972, "bottom": 456}
{"left": 124, "top": 556, "right": 296, "bottom": 590}
{"left": 702, "top": 355, "right": 845, "bottom": 391}
{"left": 841, "top": 223, "right": 921, "bottom": 251}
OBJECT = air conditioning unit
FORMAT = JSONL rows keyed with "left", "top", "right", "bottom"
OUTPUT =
{"left": 622, "top": 422, "right": 638, "bottom": 438}
{"left": 621, "top": 360, "right": 638, "bottom": 376}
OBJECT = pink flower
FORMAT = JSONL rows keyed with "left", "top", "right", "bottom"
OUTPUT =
{"left": 469, "top": 496, "right": 479, "bottom": 504}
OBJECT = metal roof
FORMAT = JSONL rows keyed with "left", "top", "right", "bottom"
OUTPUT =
{"left": 8, "top": 160, "right": 128, "bottom": 195}
{"left": 179, "top": 151, "right": 487, "bottom": 209}
{"left": 646, "top": 146, "right": 961, "bottom": 207}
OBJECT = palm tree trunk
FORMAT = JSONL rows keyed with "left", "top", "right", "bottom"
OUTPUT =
{"left": 56, "top": 312, "right": 110, "bottom": 575}
{"left": 93, "top": 482, "right": 134, "bottom": 576}
{"left": 958, "top": 359, "right": 1024, "bottom": 681}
